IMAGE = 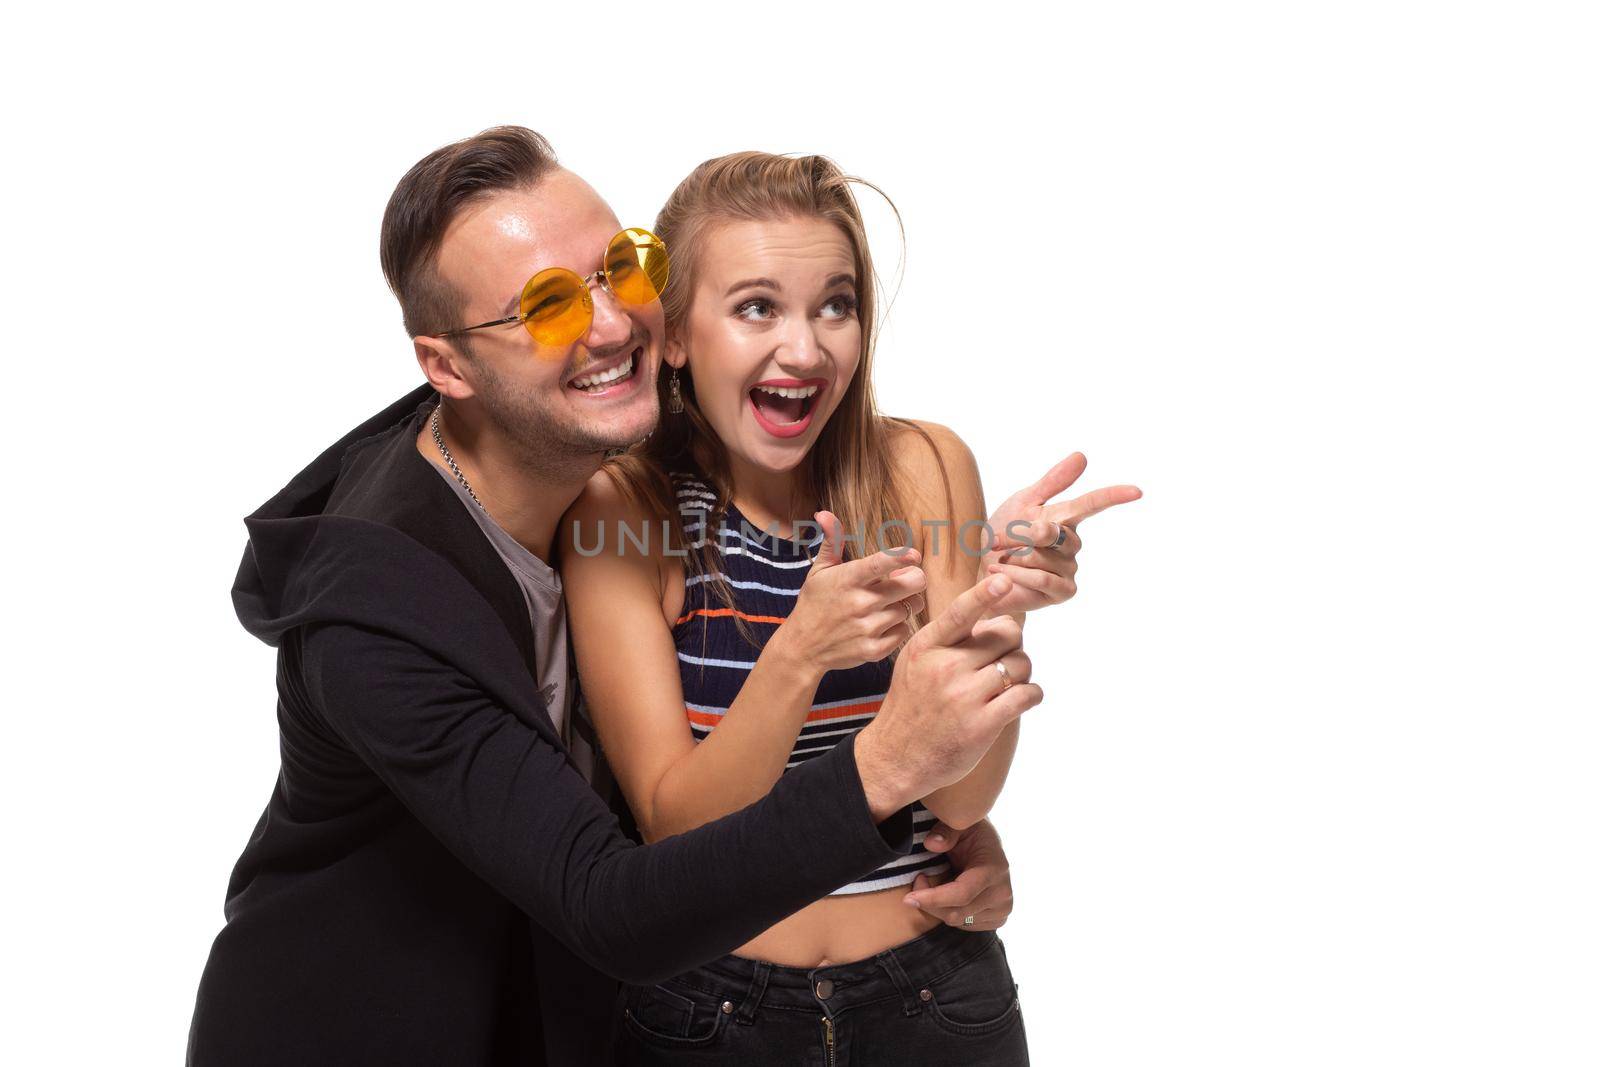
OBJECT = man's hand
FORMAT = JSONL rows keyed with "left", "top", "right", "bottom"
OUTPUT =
{"left": 983, "top": 452, "right": 1142, "bottom": 616}
{"left": 855, "top": 575, "right": 1043, "bottom": 819}
{"left": 905, "top": 818, "right": 1014, "bottom": 931}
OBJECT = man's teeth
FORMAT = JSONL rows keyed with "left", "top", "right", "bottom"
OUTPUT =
{"left": 753, "top": 383, "right": 818, "bottom": 399}
{"left": 571, "top": 354, "right": 634, "bottom": 390}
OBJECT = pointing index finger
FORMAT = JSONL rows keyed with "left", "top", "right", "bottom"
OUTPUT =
{"left": 1053, "top": 484, "right": 1143, "bottom": 527}
{"left": 923, "top": 574, "right": 1012, "bottom": 646}
{"left": 855, "top": 545, "right": 921, "bottom": 581}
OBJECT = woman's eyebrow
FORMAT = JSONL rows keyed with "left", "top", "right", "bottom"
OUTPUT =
{"left": 825, "top": 272, "right": 857, "bottom": 289}
{"left": 726, "top": 277, "right": 779, "bottom": 297}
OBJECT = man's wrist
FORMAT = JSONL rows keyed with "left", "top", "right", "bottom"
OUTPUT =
{"left": 854, "top": 723, "right": 914, "bottom": 822}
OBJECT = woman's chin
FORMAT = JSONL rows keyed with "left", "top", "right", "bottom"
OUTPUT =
{"left": 738, "top": 440, "right": 810, "bottom": 475}
{"left": 727, "top": 425, "right": 815, "bottom": 476}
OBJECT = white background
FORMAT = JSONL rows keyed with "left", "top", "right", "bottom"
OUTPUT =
{"left": 5, "top": 2, "right": 1596, "bottom": 1064}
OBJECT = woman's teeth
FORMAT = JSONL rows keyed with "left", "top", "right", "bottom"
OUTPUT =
{"left": 570, "top": 354, "right": 634, "bottom": 391}
{"left": 750, "top": 382, "right": 818, "bottom": 426}
{"left": 753, "top": 383, "right": 818, "bottom": 400}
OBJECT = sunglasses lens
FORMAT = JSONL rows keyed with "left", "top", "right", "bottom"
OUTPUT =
{"left": 519, "top": 268, "right": 593, "bottom": 347}
{"left": 604, "top": 228, "right": 670, "bottom": 306}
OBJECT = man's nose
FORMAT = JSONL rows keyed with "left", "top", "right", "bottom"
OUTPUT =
{"left": 580, "top": 279, "right": 634, "bottom": 352}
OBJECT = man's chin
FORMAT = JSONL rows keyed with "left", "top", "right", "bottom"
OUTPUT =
{"left": 563, "top": 391, "right": 660, "bottom": 456}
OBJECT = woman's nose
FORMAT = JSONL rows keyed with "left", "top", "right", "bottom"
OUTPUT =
{"left": 777, "top": 322, "right": 826, "bottom": 371}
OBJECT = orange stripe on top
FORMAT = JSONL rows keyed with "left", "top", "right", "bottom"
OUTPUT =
{"left": 804, "top": 700, "right": 883, "bottom": 723}
{"left": 675, "top": 607, "right": 788, "bottom": 627}
{"left": 685, "top": 699, "right": 883, "bottom": 729}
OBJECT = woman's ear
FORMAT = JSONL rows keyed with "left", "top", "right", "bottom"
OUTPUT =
{"left": 664, "top": 332, "right": 688, "bottom": 370}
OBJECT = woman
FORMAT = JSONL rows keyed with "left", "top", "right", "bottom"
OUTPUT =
{"left": 562, "top": 153, "right": 1123, "bottom": 1064}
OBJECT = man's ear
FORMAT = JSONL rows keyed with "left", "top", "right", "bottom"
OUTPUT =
{"left": 664, "top": 331, "right": 689, "bottom": 370}
{"left": 414, "top": 335, "right": 477, "bottom": 400}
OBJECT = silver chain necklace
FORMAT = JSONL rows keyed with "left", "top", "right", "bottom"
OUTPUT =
{"left": 430, "top": 404, "right": 484, "bottom": 511}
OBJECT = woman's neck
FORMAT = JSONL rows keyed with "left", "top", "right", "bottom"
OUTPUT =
{"left": 723, "top": 450, "right": 814, "bottom": 540}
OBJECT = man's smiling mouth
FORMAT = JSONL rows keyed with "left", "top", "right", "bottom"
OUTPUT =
{"left": 567, "top": 344, "right": 643, "bottom": 393}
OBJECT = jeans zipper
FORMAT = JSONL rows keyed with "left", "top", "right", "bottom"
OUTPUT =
{"left": 822, "top": 1015, "right": 836, "bottom": 1066}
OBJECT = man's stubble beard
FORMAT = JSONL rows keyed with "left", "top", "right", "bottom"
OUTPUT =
{"left": 471, "top": 353, "right": 660, "bottom": 478}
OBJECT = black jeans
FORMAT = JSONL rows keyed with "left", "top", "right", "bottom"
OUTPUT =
{"left": 613, "top": 924, "right": 1028, "bottom": 1065}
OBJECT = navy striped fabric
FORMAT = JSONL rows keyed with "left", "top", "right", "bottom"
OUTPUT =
{"left": 670, "top": 472, "right": 951, "bottom": 895}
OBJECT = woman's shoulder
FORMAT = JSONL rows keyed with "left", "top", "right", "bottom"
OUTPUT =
{"left": 884, "top": 417, "right": 981, "bottom": 493}
{"left": 560, "top": 463, "right": 681, "bottom": 572}
{"left": 566, "top": 466, "right": 651, "bottom": 529}
{"left": 883, "top": 418, "right": 987, "bottom": 570}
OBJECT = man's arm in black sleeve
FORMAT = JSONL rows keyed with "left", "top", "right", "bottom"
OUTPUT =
{"left": 300, "top": 621, "right": 913, "bottom": 984}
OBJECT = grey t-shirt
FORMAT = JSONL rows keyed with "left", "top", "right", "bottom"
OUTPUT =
{"left": 428, "top": 455, "right": 596, "bottom": 782}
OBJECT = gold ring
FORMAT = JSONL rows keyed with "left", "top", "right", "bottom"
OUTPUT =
{"left": 994, "top": 660, "right": 1013, "bottom": 691}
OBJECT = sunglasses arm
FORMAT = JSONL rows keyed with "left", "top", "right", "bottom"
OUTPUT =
{"left": 438, "top": 315, "right": 523, "bottom": 338}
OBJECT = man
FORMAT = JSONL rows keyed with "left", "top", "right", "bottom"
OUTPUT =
{"left": 188, "top": 127, "right": 1075, "bottom": 1066}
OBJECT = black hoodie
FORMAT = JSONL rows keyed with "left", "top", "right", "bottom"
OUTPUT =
{"left": 187, "top": 386, "right": 913, "bottom": 1065}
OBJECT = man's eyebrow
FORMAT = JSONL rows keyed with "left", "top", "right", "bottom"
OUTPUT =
{"left": 726, "top": 277, "right": 779, "bottom": 297}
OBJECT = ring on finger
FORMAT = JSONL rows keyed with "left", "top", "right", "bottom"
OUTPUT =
{"left": 994, "top": 660, "right": 1013, "bottom": 691}
{"left": 1051, "top": 525, "right": 1070, "bottom": 549}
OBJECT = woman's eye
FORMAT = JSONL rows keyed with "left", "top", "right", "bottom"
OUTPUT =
{"left": 735, "top": 299, "right": 774, "bottom": 322}
{"left": 820, "top": 294, "right": 858, "bottom": 319}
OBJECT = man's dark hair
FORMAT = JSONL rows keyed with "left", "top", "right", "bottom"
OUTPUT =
{"left": 380, "top": 126, "right": 560, "bottom": 340}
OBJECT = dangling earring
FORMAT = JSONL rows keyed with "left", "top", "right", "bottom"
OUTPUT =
{"left": 668, "top": 367, "right": 685, "bottom": 414}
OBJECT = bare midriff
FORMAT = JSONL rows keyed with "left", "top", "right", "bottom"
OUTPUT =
{"left": 731, "top": 867, "right": 952, "bottom": 968}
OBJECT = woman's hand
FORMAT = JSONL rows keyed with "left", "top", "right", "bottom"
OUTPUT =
{"left": 772, "top": 510, "right": 927, "bottom": 674}
{"left": 982, "top": 452, "right": 1142, "bottom": 616}
{"left": 903, "top": 818, "right": 1015, "bottom": 931}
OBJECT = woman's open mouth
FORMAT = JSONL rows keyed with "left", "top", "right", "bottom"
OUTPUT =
{"left": 748, "top": 378, "right": 827, "bottom": 439}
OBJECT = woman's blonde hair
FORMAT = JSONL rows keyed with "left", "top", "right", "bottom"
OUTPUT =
{"left": 604, "top": 152, "right": 950, "bottom": 643}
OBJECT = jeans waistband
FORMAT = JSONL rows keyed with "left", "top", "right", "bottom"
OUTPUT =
{"left": 666, "top": 924, "right": 1001, "bottom": 1022}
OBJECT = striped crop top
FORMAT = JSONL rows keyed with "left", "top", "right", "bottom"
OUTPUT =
{"left": 670, "top": 472, "right": 951, "bottom": 895}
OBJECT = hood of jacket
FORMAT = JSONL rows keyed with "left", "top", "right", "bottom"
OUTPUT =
{"left": 229, "top": 384, "right": 540, "bottom": 681}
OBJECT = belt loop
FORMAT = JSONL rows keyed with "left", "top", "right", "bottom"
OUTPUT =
{"left": 735, "top": 961, "right": 771, "bottom": 1025}
{"left": 877, "top": 950, "right": 922, "bottom": 1017}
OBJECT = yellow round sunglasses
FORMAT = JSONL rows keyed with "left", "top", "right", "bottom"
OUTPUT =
{"left": 439, "top": 227, "right": 669, "bottom": 348}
